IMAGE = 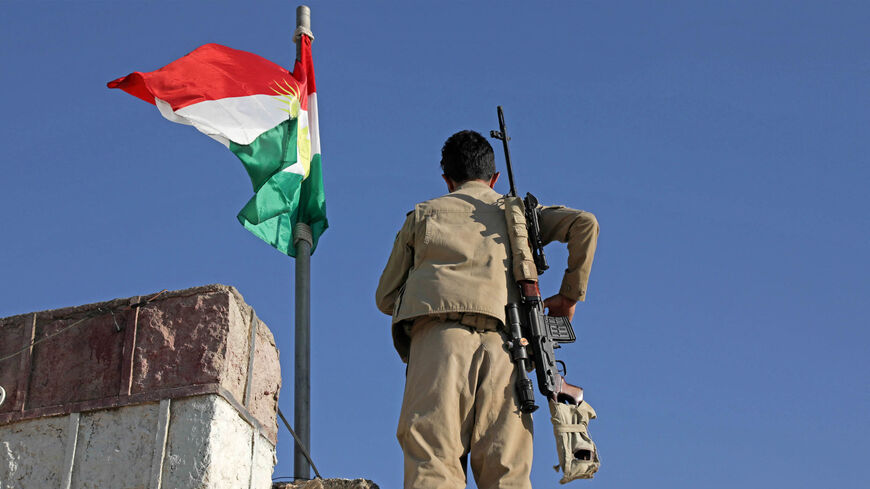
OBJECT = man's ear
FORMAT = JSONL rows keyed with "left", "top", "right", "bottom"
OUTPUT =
{"left": 442, "top": 174, "right": 456, "bottom": 192}
{"left": 488, "top": 172, "right": 500, "bottom": 189}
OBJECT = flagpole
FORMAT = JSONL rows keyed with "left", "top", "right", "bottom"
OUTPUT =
{"left": 293, "top": 4, "right": 314, "bottom": 481}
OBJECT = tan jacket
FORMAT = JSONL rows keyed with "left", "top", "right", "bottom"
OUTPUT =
{"left": 376, "top": 181, "right": 599, "bottom": 357}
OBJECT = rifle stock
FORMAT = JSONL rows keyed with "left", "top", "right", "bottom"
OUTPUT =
{"left": 554, "top": 375, "right": 584, "bottom": 405}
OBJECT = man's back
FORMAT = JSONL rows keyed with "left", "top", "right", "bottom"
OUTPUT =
{"left": 376, "top": 180, "right": 519, "bottom": 328}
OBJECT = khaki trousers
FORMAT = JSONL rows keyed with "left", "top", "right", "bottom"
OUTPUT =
{"left": 397, "top": 317, "right": 533, "bottom": 489}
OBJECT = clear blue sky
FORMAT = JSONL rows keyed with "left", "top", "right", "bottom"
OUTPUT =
{"left": 2, "top": 1, "right": 868, "bottom": 487}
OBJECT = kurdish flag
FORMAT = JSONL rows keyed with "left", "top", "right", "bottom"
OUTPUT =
{"left": 108, "top": 36, "right": 326, "bottom": 256}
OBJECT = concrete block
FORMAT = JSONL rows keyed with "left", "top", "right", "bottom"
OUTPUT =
{"left": 161, "top": 395, "right": 276, "bottom": 489}
{"left": 29, "top": 313, "right": 126, "bottom": 409}
{"left": 71, "top": 403, "right": 157, "bottom": 489}
{"left": 132, "top": 292, "right": 229, "bottom": 394}
{"left": 0, "top": 415, "right": 67, "bottom": 489}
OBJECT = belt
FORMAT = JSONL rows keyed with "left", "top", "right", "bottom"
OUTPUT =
{"left": 439, "top": 311, "right": 502, "bottom": 332}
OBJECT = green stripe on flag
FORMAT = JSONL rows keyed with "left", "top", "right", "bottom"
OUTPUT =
{"left": 230, "top": 119, "right": 327, "bottom": 257}
{"left": 299, "top": 152, "right": 327, "bottom": 249}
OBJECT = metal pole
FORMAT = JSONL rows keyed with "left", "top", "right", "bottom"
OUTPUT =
{"left": 294, "top": 5, "right": 314, "bottom": 59}
{"left": 293, "top": 5, "right": 314, "bottom": 480}
{"left": 293, "top": 223, "right": 312, "bottom": 480}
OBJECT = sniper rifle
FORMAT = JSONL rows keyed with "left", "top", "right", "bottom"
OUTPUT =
{"left": 490, "top": 106, "right": 584, "bottom": 414}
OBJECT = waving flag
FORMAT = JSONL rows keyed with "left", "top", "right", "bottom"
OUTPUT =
{"left": 108, "top": 36, "right": 326, "bottom": 256}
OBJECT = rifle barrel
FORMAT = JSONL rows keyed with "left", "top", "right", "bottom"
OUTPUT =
{"left": 494, "top": 106, "right": 518, "bottom": 197}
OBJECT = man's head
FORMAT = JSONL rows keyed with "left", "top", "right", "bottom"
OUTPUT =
{"left": 440, "top": 130, "right": 496, "bottom": 185}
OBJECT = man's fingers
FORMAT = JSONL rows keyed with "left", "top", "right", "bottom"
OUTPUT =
{"left": 543, "top": 296, "right": 558, "bottom": 314}
{"left": 544, "top": 296, "right": 565, "bottom": 315}
{"left": 542, "top": 294, "right": 577, "bottom": 319}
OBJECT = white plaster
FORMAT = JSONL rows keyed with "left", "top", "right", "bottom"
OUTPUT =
{"left": 252, "top": 432, "right": 277, "bottom": 489}
{"left": 0, "top": 395, "right": 276, "bottom": 489}
{"left": 206, "top": 395, "right": 256, "bottom": 489}
{"left": 71, "top": 404, "right": 156, "bottom": 489}
{"left": 162, "top": 395, "right": 275, "bottom": 489}
{"left": 0, "top": 415, "right": 67, "bottom": 489}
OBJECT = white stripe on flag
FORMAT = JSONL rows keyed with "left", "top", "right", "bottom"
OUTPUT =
{"left": 308, "top": 92, "right": 321, "bottom": 155}
{"left": 155, "top": 94, "right": 290, "bottom": 146}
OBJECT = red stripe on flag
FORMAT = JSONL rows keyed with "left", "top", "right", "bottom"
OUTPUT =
{"left": 298, "top": 35, "right": 316, "bottom": 96}
{"left": 108, "top": 43, "right": 306, "bottom": 111}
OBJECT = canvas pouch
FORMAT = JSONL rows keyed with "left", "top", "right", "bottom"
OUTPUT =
{"left": 549, "top": 399, "right": 600, "bottom": 483}
{"left": 503, "top": 196, "right": 538, "bottom": 282}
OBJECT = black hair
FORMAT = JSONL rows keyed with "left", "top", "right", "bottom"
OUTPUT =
{"left": 440, "top": 130, "right": 496, "bottom": 183}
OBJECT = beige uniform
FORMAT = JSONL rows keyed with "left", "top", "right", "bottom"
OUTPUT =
{"left": 376, "top": 180, "right": 599, "bottom": 489}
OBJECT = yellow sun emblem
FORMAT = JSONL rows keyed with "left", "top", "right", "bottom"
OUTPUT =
{"left": 272, "top": 79, "right": 311, "bottom": 177}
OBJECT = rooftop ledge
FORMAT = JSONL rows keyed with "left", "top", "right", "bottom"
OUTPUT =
{"left": 0, "top": 284, "right": 281, "bottom": 443}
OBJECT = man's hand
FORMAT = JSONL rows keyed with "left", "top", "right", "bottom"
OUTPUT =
{"left": 543, "top": 294, "right": 577, "bottom": 321}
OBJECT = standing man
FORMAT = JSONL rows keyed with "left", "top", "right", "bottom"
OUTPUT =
{"left": 376, "top": 130, "right": 599, "bottom": 489}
